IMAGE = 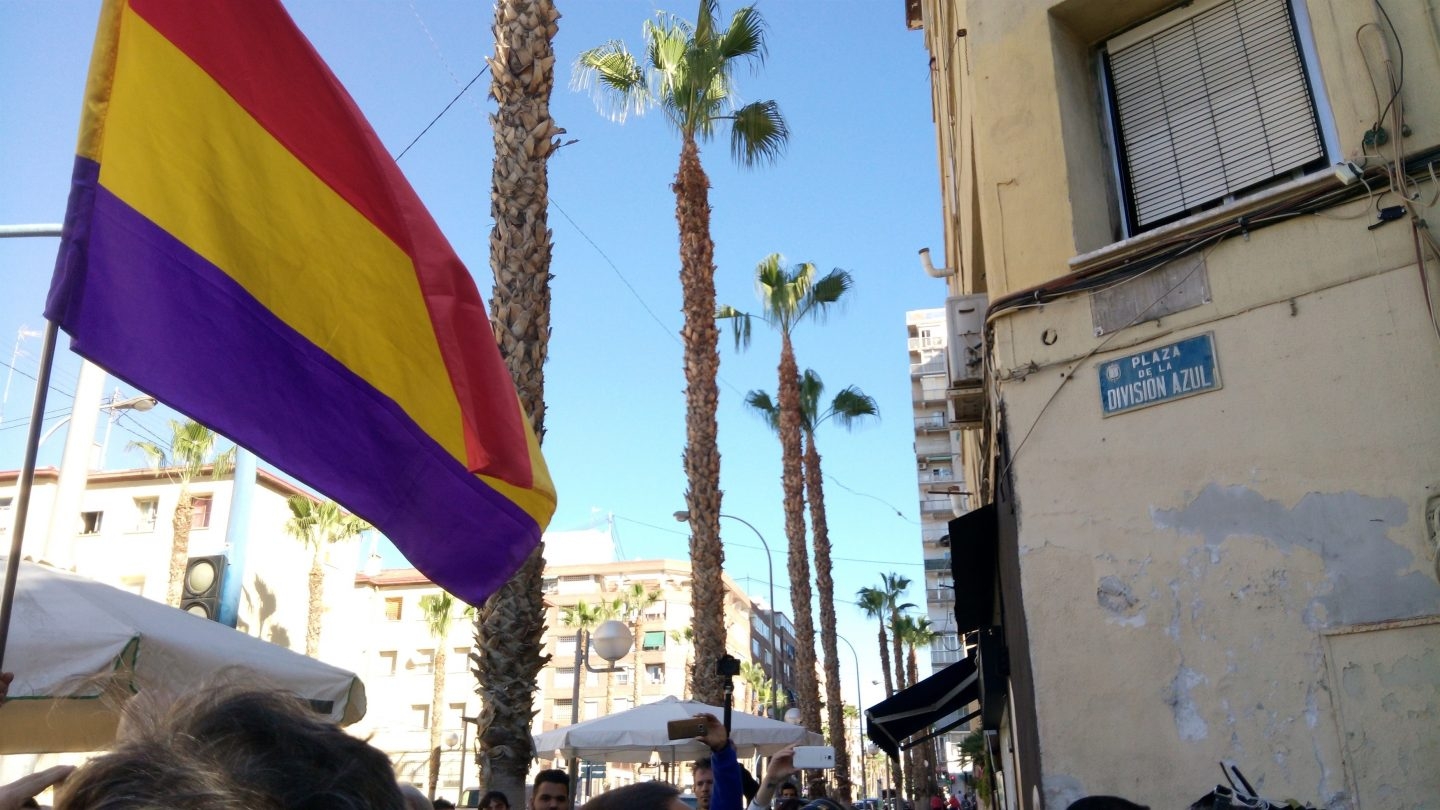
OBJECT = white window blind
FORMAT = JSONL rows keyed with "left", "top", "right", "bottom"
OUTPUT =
{"left": 1106, "top": 0, "right": 1324, "bottom": 230}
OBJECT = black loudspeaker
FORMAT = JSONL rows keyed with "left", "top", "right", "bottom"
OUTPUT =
{"left": 181, "top": 554, "right": 227, "bottom": 620}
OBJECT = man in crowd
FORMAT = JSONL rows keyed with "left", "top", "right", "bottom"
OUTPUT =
{"left": 529, "top": 770, "right": 571, "bottom": 810}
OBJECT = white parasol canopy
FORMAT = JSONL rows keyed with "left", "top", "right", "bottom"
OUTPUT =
{"left": 0, "top": 556, "right": 366, "bottom": 754}
{"left": 533, "top": 694, "right": 823, "bottom": 763}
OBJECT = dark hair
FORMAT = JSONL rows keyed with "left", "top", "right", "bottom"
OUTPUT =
{"left": 433, "top": 801, "right": 456, "bottom": 809}
{"left": 532, "top": 770, "right": 569, "bottom": 795}
{"left": 800, "top": 801, "right": 845, "bottom": 810}
{"left": 776, "top": 800, "right": 806, "bottom": 810}
{"left": 778, "top": 782, "right": 799, "bottom": 794}
{"left": 579, "top": 782, "right": 679, "bottom": 810}
{"left": 57, "top": 684, "right": 404, "bottom": 809}
{"left": 691, "top": 759, "right": 713, "bottom": 775}
{"left": 1067, "top": 798, "right": 1149, "bottom": 810}
{"left": 478, "top": 790, "right": 509, "bottom": 808}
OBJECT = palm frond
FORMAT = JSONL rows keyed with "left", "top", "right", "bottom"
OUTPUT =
{"left": 728, "top": 100, "right": 788, "bottom": 167}
{"left": 794, "top": 269, "right": 854, "bottom": 323}
{"left": 798, "top": 370, "right": 824, "bottom": 431}
{"left": 718, "top": 5, "right": 767, "bottom": 64}
{"left": 828, "top": 385, "right": 880, "bottom": 430}
{"left": 127, "top": 439, "right": 169, "bottom": 472}
{"left": 743, "top": 389, "right": 780, "bottom": 433}
{"left": 574, "top": 42, "right": 650, "bottom": 123}
{"left": 715, "top": 304, "right": 753, "bottom": 350}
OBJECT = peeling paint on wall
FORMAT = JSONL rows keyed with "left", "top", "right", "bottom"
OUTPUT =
{"left": 1152, "top": 484, "right": 1440, "bottom": 627}
{"left": 1164, "top": 665, "right": 1209, "bottom": 740}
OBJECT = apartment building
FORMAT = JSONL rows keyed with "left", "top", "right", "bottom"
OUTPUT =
{"left": 0, "top": 465, "right": 359, "bottom": 659}
{"left": 350, "top": 535, "right": 799, "bottom": 800}
{"left": 898, "top": 0, "right": 1440, "bottom": 806}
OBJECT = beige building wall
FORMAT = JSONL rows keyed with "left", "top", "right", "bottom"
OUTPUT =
{"left": 911, "top": 0, "right": 1440, "bottom": 807}
{"left": 0, "top": 466, "right": 357, "bottom": 662}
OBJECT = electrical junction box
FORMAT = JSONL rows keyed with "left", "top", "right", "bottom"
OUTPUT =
{"left": 946, "top": 294, "right": 987, "bottom": 428}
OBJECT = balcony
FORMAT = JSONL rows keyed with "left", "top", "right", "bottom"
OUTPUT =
{"left": 926, "top": 587, "right": 954, "bottom": 603}
{"left": 920, "top": 498, "right": 953, "bottom": 515}
{"left": 930, "top": 648, "right": 963, "bottom": 666}
{"left": 908, "top": 335, "right": 946, "bottom": 352}
{"left": 913, "top": 416, "right": 948, "bottom": 432}
{"left": 910, "top": 357, "right": 946, "bottom": 378}
{"left": 923, "top": 557, "right": 951, "bottom": 572}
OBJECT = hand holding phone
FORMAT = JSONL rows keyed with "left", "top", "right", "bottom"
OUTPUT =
{"left": 792, "top": 745, "right": 835, "bottom": 769}
{"left": 667, "top": 717, "right": 706, "bottom": 740}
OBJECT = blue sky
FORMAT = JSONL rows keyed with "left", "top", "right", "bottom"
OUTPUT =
{"left": 0, "top": 1, "right": 950, "bottom": 713}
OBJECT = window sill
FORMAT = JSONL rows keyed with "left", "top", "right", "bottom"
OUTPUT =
{"left": 1069, "top": 167, "right": 1344, "bottom": 275}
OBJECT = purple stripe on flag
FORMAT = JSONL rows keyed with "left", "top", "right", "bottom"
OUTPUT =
{"left": 46, "top": 157, "right": 538, "bottom": 604}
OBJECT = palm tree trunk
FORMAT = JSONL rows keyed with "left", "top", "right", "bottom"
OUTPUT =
{"left": 429, "top": 645, "right": 448, "bottom": 800}
{"left": 804, "top": 434, "right": 850, "bottom": 802}
{"left": 306, "top": 547, "right": 325, "bottom": 657}
{"left": 906, "top": 646, "right": 921, "bottom": 806}
{"left": 165, "top": 486, "right": 193, "bottom": 607}
{"left": 777, "top": 335, "right": 820, "bottom": 733}
{"left": 480, "top": 0, "right": 561, "bottom": 801}
{"left": 878, "top": 624, "right": 894, "bottom": 698}
{"left": 891, "top": 616, "right": 907, "bottom": 693}
{"left": 675, "top": 133, "right": 726, "bottom": 705}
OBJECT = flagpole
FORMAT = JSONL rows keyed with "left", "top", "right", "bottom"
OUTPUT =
{"left": 0, "top": 319, "right": 60, "bottom": 671}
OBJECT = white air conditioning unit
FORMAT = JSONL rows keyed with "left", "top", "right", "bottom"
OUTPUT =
{"left": 946, "top": 294, "right": 987, "bottom": 428}
{"left": 918, "top": 460, "right": 930, "bottom": 471}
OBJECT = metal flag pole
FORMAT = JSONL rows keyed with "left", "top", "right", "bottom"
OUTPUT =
{"left": 0, "top": 319, "right": 60, "bottom": 670}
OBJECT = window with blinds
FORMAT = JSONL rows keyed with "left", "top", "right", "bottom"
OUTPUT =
{"left": 1104, "top": 0, "right": 1326, "bottom": 231}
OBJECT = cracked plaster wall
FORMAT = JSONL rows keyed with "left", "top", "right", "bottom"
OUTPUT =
{"left": 996, "top": 268, "right": 1440, "bottom": 809}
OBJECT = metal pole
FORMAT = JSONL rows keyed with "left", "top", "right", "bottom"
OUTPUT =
{"left": 458, "top": 714, "right": 475, "bottom": 806}
{"left": 838, "top": 634, "right": 867, "bottom": 803}
{"left": 0, "top": 224, "right": 63, "bottom": 238}
{"left": 0, "top": 320, "right": 59, "bottom": 670}
{"left": 718, "top": 514, "right": 777, "bottom": 721}
{"left": 568, "top": 630, "right": 586, "bottom": 801}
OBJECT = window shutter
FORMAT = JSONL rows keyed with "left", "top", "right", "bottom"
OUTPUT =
{"left": 1107, "top": 0, "right": 1324, "bottom": 229}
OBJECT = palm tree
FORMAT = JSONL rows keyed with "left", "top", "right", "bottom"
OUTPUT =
{"left": 859, "top": 573, "right": 914, "bottom": 802}
{"left": 284, "top": 496, "right": 369, "bottom": 657}
{"left": 617, "top": 583, "right": 662, "bottom": 708}
{"left": 129, "top": 419, "right": 236, "bottom": 608}
{"left": 560, "top": 599, "right": 619, "bottom": 714}
{"left": 719, "top": 255, "right": 853, "bottom": 734}
{"left": 897, "top": 615, "right": 936, "bottom": 806}
{"left": 746, "top": 370, "right": 876, "bottom": 803}
{"left": 575, "top": 0, "right": 788, "bottom": 703}
{"left": 478, "top": 0, "right": 562, "bottom": 800}
{"left": 669, "top": 627, "right": 695, "bottom": 699}
{"left": 856, "top": 587, "right": 895, "bottom": 699}
{"left": 881, "top": 572, "right": 914, "bottom": 694}
{"left": 420, "top": 591, "right": 461, "bottom": 801}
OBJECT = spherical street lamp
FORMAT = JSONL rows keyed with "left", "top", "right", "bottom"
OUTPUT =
{"left": 592, "top": 619, "right": 633, "bottom": 663}
{"left": 784, "top": 707, "right": 802, "bottom": 725}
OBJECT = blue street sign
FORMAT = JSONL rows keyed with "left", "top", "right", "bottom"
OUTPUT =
{"left": 1098, "top": 332, "right": 1221, "bottom": 417}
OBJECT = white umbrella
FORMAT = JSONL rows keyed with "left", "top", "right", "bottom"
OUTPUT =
{"left": 0, "top": 556, "right": 366, "bottom": 754}
{"left": 533, "top": 695, "right": 823, "bottom": 763}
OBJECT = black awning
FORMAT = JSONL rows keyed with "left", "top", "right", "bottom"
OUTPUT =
{"left": 865, "top": 657, "right": 980, "bottom": 759}
{"left": 950, "top": 504, "right": 998, "bottom": 635}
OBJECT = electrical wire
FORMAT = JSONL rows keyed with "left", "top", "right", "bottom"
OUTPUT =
{"left": 392, "top": 65, "right": 489, "bottom": 162}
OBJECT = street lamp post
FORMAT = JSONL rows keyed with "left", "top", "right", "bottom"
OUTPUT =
{"left": 568, "top": 619, "right": 632, "bottom": 803}
{"left": 455, "top": 713, "right": 477, "bottom": 806}
{"left": 837, "top": 634, "right": 867, "bottom": 803}
{"left": 673, "top": 510, "right": 778, "bottom": 720}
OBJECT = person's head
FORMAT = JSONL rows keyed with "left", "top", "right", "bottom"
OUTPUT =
{"left": 401, "top": 784, "right": 431, "bottom": 810}
{"left": 57, "top": 681, "right": 405, "bottom": 809}
{"left": 529, "top": 770, "right": 569, "bottom": 810}
{"left": 579, "top": 781, "right": 684, "bottom": 810}
{"left": 799, "top": 800, "right": 845, "bottom": 810}
{"left": 691, "top": 760, "right": 714, "bottom": 808}
{"left": 775, "top": 800, "right": 805, "bottom": 810}
{"left": 778, "top": 782, "right": 799, "bottom": 800}
{"left": 480, "top": 790, "right": 510, "bottom": 810}
{"left": 434, "top": 800, "right": 456, "bottom": 810}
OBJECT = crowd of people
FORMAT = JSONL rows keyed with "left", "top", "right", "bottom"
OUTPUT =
{"left": 0, "top": 673, "right": 878, "bottom": 810}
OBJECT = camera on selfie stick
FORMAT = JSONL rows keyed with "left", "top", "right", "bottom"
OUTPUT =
{"left": 717, "top": 654, "right": 741, "bottom": 734}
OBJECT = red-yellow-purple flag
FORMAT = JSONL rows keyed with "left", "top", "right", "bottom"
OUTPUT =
{"left": 46, "top": 0, "right": 555, "bottom": 604}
